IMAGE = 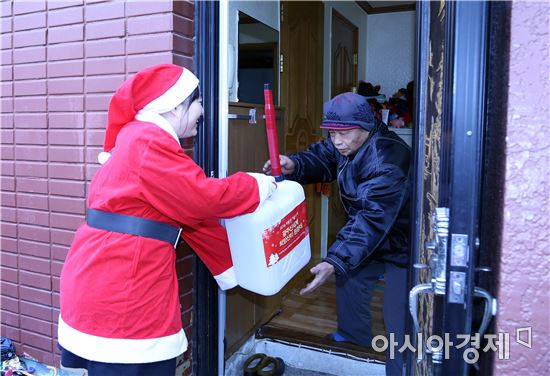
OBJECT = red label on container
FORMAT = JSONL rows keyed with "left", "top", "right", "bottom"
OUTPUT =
{"left": 262, "top": 200, "right": 309, "bottom": 268}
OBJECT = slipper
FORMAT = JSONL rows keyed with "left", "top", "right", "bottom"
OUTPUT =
{"left": 243, "top": 353, "right": 267, "bottom": 376}
{"left": 324, "top": 332, "right": 350, "bottom": 343}
{"left": 256, "top": 356, "right": 285, "bottom": 376}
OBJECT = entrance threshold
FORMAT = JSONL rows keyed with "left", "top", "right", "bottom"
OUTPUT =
{"left": 225, "top": 337, "right": 385, "bottom": 376}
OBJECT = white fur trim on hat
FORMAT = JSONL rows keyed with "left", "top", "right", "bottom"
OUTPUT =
{"left": 142, "top": 68, "right": 199, "bottom": 114}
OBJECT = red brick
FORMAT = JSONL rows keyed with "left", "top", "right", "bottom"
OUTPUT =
{"left": 85, "top": 19, "right": 125, "bottom": 40}
{"left": 127, "top": 33, "right": 172, "bottom": 55}
{"left": 174, "top": 35, "right": 194, "bottom": 56}
{"left": 14, "top": 113, "right": 47, "bottom": 129}
{"left": 1, "top": 66, "right": 13, "bottom": 82}
{"left": 0, "top": 206, "right": 16, "bottom": 222}
{"left": 85, "top": 94, "right": 111, "bottom": 111}
{"left": 16, "top": 177, "right": 48, "bottom": 194}
{"left": 19, "top": 239, "right": 50, "bottom": 257}
{"left": 1, "top": 160, "right": 14, "bottom": 175}
{"left": 173, "top": 55, "right": 193, "bottom": 71}
{"left": 85, "top": 75, "right": 124, "bottom": 94}
{"left": 48, "top": 112, "right": 84, "bottom": 128}
{"left": 48, "top": 7, "right": 83, "bottom": 27}
{"left": 1, "top": 326, "right": 20, "bottom": 342}
{"left": 85, "top": 111, "right": 107, "bottom": 129}
{"left": 1, "top": 310, "right": 19, "bottom": 327}
{"left": 0, "top": 98, "right": 13, "bottom": 113}
{"left": 48, "top": 42, "right": 83, "bottom": 61}
{"left": 48, "top": 24, "right": 84, "bottom": 44}
{"left": 86, "top": 163, "right": 100, "bottom": 179}
{"left": 14, "top": 129, "right": 47, "bottom": 144}
{"left": 49, "top": 146, "right": 84, "bottom": 163}
{"left": 1, "top": 129, "right": 14, "bottom": 143}
{"left": 0, "top": 81, "right": 12, "bottom": 97}
{"left": 19, "top": 225, "right": 50, "bottom": 243}
{"left": 85, "top": 147, "right": 102, "bottom": 164}
{"left": 16, "top": 193, "right": 48, "bottom": 210}
{"left": 85, "top": 1, "right": 124, "bottom": 22}
{"left": 1, "top": 144, "right": 13, "bottom": 159}
{"left": 1, "top": 50, "right": 12, "bottom": 65}
{"left": 85, "top": 56, "right": 124, "bottom": 75}
{"left": 21, "top": 315, "right": 51, "bottom": 337}
{"left": 1, "top": 176, "right": 15, "bottom": 191}
{"left": 51, "top": 245, "right": 69, "bottom": 261}
{"left": 174, "top": 15, "right": 194, "bottom": 38}
{"left": 1, "top": 296, "right": 19, "bottom": 313}
{"left": 48, "top": 77, "right": 84, "bottom": 95}
{"left": 20, "top": 301, "right": 52, "bottom": 322}
{"left": 13, "top": 47, "right": 46, "bottom": 64}
{"left": 14, "top": 161, "right": 48, "bottom": 178}
{"left": 15, "top": 145, "right": 48, "bottom": 161}
{"left": 14, "top": 97, "right": 46, "bottom": 112}
{"left": 1, "top": 267, "right": 18, "bottom": 283}
{"left": 18, "top": 345, "right": 54, "bottom": 367}
{"left": 51, "top": 261, "right": 63, "bottom": 278}
{"left": 1, "top": 192, "right": 16, "bottom": 207}
{"left": 13, "top": 29, "right": 46, "bottom": 48}
{"left": 1, "top": 252, "right": 17, "bottom": 270}
{"left": 173, "top": 1, "right": 194, "bottom": 19}
{"left": 1, "top": 113, "right": 14, "bottom": 128}
{"left": 52, "top": 276, "right": 60, "bottom": 292}
{"left": 50, "top": 196, "right": 85, "bottom": 215}
{"left": 127, "top": 13, "right": 172, "bottom": 35}
{"left": 20, "top": 330, "right": 53, "bottom": 352}
{"left": 49, "top": 129, "right": 84, "bottom": 146}
{"left": 0, "top": 1, "right": 12, "bottom": 17}
{"left": 17, "top": 209, "right": 50, "bottom": 227}
{"left": 127, "top": 52, "right": 173, "bottom": 74}
{"left": 47, "top": 60, "right": 84, "bottom": 79}
{"left": 0, "top": 34, "right": 12, "bottom": 50}
{"left": 49, "top": 163, "right": 85, "bottom": 180}
{"left": 51, "top": 212, "right": 81, "bottom": 230}
{"left": 1, "top": 281, "right": 18, "bottom": 298}
{"left": 48, "top": 95, "right": 84, "bottom": 112}
{"left": 13, "top": 13, "right": 46, "bottom": 31}
{"left": 19, "top": 270, "right": 51, "bottom": 290}
{"left": 19, "top": 256, "right": 50, "bottom": 275}
{"left": 85, "top": 129, "right": 104, "bottom": 146}
{"left": 85, "top": 38, "right": 124, "bottom": 58}
{"left": 126, "top": 0, "right": 172, "bottom": 16}
{"left": 49, "top": 180, "right": 85, "bottom": 197}
{"left": 48, "top": 1, "right": 84, "bottom": 10}
{"left": 13, "top": 0, "right": 46, "bottom": 15}
{"left": 14, "top": 62, "right": 46, "bottom": 80}
{"left": 51, "top": 228, "right": 76, "bottom": 246}
{"left": 14, "top": 80, "right": 47, "bottom": 96}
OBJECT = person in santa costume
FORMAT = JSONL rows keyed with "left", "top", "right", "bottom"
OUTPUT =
{"left": 58, "top": 64, "right": 276, "bottom": 375}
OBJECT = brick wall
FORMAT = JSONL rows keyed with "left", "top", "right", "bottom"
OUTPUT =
{"left": 0, "top": 1, "right": 196, "bottom": 374}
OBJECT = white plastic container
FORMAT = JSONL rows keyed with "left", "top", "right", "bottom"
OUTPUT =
{"left": 225, "top": 180, "right": 311, "bottom": 296}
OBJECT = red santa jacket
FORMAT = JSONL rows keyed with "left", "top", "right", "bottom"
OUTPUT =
{"left": 59, "top": 120, "right": 262, "bottom": 363}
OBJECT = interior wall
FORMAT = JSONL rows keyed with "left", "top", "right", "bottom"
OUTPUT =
{"left": 227, "top": 1, "right": 279, "bottom": 101}
{"left": 365, "top": 11, "right": 415, "bottom": 98}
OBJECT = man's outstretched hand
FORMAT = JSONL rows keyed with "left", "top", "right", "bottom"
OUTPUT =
{"left": 299, "top": 261, "right": 335, "bottom": 295}
{"left": 263, "top": 155, "right": 296, "bottom": 176}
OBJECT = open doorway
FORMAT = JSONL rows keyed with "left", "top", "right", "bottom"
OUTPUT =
{"left": 221, "top": 1, "right": 416, "bottom": 374}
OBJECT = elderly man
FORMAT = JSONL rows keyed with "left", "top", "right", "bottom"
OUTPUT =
{"left": 264, "top": 92, "right": 411, "bottom": 376}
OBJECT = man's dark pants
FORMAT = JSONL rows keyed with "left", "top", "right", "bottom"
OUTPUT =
{"left": 336, "top": 261, "right": 408, "bottom": 376}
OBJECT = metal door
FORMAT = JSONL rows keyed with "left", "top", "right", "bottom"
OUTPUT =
{"left": 408, "top": 2, "right": 497, "bottom": 375}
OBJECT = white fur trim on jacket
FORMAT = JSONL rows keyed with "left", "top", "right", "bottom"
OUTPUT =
{"left": 57, "top": 316, "right": 187, "bottom": 363}
{"left": 246, "top": 173, "right": 276, "bottom": 207}
{"left": 214, "top": 266, "right": 238, "bottom": 290}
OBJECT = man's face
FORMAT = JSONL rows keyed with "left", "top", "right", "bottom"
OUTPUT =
{"left": 329, "top": 128, "right": 370, "bottom": 156}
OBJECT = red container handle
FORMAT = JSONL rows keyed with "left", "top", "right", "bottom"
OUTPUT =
{"left": 264, "top": 84, "right": 284, "bottom": 181}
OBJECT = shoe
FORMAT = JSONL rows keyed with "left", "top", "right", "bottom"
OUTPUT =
{"left": 256, "top": 356, "right": 285, "bottom": 376}
{"left": 243, "top": 353, "right": 267, "bottom": 376}
{"left": 324, "top": 332, "right": 350, "bottom": 343}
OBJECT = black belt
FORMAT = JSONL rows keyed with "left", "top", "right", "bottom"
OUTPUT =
{"left": 86, "top": 208, "right": 182, "bottom": 248}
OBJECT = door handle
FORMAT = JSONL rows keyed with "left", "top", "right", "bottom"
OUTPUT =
{"left": 473, "top": 287, "right": 497, "bottom": 339}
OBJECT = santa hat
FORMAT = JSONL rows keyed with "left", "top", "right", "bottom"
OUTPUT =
{"left": 98, "top": 64, "right": 199, "bottom": 164}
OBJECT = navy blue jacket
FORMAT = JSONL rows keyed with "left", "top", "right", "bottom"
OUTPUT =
{"left": 287, "top": 123, "right": 411, "bottom": 274}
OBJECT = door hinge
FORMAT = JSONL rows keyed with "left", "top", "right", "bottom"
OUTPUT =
{"left": 353, "top": 53, "right": 358, "bottom": 65}
{"left": 280, "top": 4, "right": 284, "bottom": 24}
{"left": 280, "top": 53, "right": 284, "bottom": 73}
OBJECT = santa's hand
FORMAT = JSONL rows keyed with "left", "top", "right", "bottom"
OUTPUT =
{"left": 299, "top": 262, "right": 335, "bottom": 295}
{"left": 246, "top": 173, "right": 277, "bottom": 206}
